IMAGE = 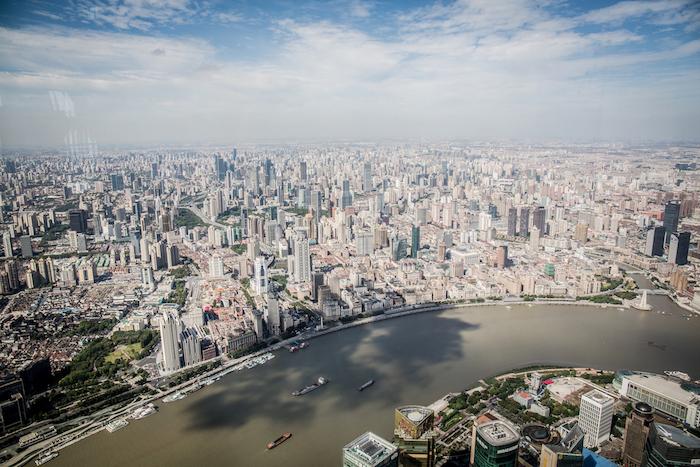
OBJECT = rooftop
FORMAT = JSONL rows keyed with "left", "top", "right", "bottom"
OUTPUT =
{"left": 343, "top": 432, "right": 397, "bottom": 464}
{"left": 655, "top": 423, "right": 700, "bottom": 449}
{"left": 624, "top": 373, "right": 699, "bottom": 406}
{"left": 477, "top": 421, "right": 520, "bottom": 446}
{"left": 582, "top": 389, "right": 614, "bottom": 405}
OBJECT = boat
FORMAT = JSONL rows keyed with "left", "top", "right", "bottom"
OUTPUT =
{"left": 35, "top": 451, "right": 58, "bottom": 466}
{"left": 664, "top": 370, "right": 691, "bottom": 381}
{"left": 292, "top": 377, "right": 328, "bottom": 396}
{"left": 267, "top": 432, "right": 292, "bottom": 450}
{"left": 130, "top": 403, "right": 157, "bottom": 420}
{"left": 358, "top": 379, "right": 375, "bottom": 391}
{"left": 162, "top": 392, "right": 186, "bottom": 403}
{"left": 105, "top": 419, "right": 129, "bottom": 433}
{"left": 289, "top": 342, "right": 309, "bottom": 352}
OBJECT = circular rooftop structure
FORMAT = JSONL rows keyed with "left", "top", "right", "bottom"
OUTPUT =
{"left": 634, "top": 401, "right": 654, "bottom": 415}
{"left": 407, "top": 411, "right": 423, "bottom": 422}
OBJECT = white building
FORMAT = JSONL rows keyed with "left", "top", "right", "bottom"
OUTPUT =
{"left": 293, "top": 235, "right": 311, "bottom": 283}
{"left": 342, "top": 431, "right": 398, "bottom": 467}
{"left": 209, "top": 254, "right": 225, "bottom": 278}
{"left": 355, "top": 230, "right": 374, "bottom": 256}
{"left": 159, "top": 311, "right": 182, "bottom": 373}
{"left": 579, "top": 389, "right": 614, "bottom": 448}
{"left": 619, "top": 373, "right": 700, "bottom": 429}
{"left": 253, "top": 256, "right": 268, "bottom": 295}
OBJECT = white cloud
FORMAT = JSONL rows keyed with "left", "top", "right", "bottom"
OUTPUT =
{"left": 0, "top": 1, "right": 699, "bottom": 145}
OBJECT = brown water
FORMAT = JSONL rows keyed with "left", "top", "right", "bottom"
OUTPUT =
{"left": 49, "top": 301, "right": 700, "bottom": 467}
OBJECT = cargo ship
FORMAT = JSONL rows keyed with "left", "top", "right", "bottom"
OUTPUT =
{"left": 358, "top": 379, "right": 375, "bottom": 391}
{"left": 292, "top": 377, "right": 327, "bottom": 396}
{"left": 267, "top": 432, "right": 292, "bottom": 449}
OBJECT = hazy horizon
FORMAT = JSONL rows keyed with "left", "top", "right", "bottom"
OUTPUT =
{"left": 1, "top": 0, "right": 699, "bottom": 148}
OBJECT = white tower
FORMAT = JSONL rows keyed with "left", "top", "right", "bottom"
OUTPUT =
{"left": 579, "top": 389, "right": 614, "bottom": 448}
{"left": 159, "top": 311, "right": 182, "bottom": 373}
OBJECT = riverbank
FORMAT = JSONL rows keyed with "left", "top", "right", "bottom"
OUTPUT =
{"left": 6, "top": 298, "right": 689, "bottom": 466}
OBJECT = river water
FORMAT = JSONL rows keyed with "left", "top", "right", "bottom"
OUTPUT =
{"left": 49, "top": 299, "right": 700, "bottom": 467}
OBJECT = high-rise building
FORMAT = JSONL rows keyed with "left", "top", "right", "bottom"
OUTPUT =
{"left": 579, "top": 390, "right": 614, "bottom": 448}
{"left": 342, "top": 431, "right": 398, "bottom": 467}
{"left": 668, "top": 231, "right": 691, "bottom": 265}
{"left": 19, "top": 235, "right": 32, "bottom": 258}
{"left": 209, "top": 255, "right": 225, "bottom": 278}
{"left": 341, "top": 179, "right": 353, "bottom": 209}
{"left": 507, "top": 208, "right": 517, "bottom": 237}
{"left": 69, "top": 209, "right": 88, "bottom": 233}
{"left": 362, "top": 162, "right": 372, "bottom": 192}
{"left": 621, "top": 402, "right": 654, "bottom": 467}
{"left": 180, "top": 328, "right": 202, "bottom": 367}
{"left": 533, "top": 206, "right": 546, "bottom": 237}
{"left": 575, "top": 223, "right": 588, "bottom": 243}
{"left": 393, "top": 405, "right": 436, "bottom": 467}
{"left": 253, "top": 256, "right": 268, "bottom": 295}
{"left": 293, "top": 235, "right": 311, "bottom": 283}
{"left": 539, "top": 422, "right": 584, "bottom": 467}
{"left": 644, "top": 226, "right": 665, "bottom": 257}
{"left": 311, "top": 272, "right": 324, "bottom": 302}
{"left": 663, "top": 201, "right": 680, "bottom": 244}
{"left": 299, "top": 160, "right": 307, "bottom": 182}
{"left": 496, "top": 245, "right": 508, "bottom": 269}
{"left": 472, "top": 420, "right": 520, "bottom": 467}
{"left": 110, "top": 173, "right": 124, "bottom": 191}
{"left": 411, "top": 225, "right": 420, "bottom": 258}
{"left": 519, "top": 207, "right": 530, "bottom": 237}
{"left": 159, "top": 311, "right": 181, "bottom": 373}
{"left": 643, "top": 422, "right": 700, "bottom": 467}
{"left": 2, "top": 232, "right": 12, "bottom": 258}
{"left": 355, "top": 230, "right": 374, "bottom": 256}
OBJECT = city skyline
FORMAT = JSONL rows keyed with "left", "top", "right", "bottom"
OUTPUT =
{"left": 1, "top": 0, "right": 700, "bottom": 147}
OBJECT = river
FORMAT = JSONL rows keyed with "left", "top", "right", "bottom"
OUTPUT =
{"left": 48, "top": 299, "right": 700, "bottom": 467}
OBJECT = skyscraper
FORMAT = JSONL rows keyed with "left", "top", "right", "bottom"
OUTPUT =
{"left": 299, "top": 160, "right": 307, "bottom": 182}
{"left": 2, "top": 232, "right": 12, "bottom": 258}
{"left": 159, "top": 311, "right": 182, "bottom": 373}
{"left": 579, "top": 390, "right": 614, "bottom": 448}
{"left": 472, "top": 420, "right": 520, "bottom": 467}
{"left": 496, "top": 245, "right": 508, "bottom": 269}
{"left": 393, "top": 406, "right": 436, "bottom": 467}
{"left": 19, "top": 236, "right": 32, "bottom": 258}
{"left": 411, "top": 225, "right": 420, "bottom": 258}
{"left": 643, "top": 422, "right": 700, "bottom": 467}
{"left": 341, "top": 179, "right": 353, "bottom": 209}
{"left": 507, "top": 207, "right": 517, "bottom": 237}
{"left": 644, "top": 226, "right": 665, "bottom": 257}
{"left": 209, "top": 255, "right": 225, "bottom": 278}
{"left": 533, "top": 206, "right": 546, "bottom": 237}
{"left": 69, "top": 209, "right": 88, "bottom": 233}
{"left": 663, "top": 200, "right": 680, "bottom": 243}
{"left": 293, "top": 235, "right": 311, "bottom": 283}
{"left": 253, "top": 256, "right": 268, "bottom": 295}
{"left": 519, "top": 207, "right": 530, "bottom": 237}
{"left": 355, "top": 231, "right": 374, "bottom": 256}
{"left": 362, "top": 162, "right": 372, "bottom": 192}
{"left": 668, "top": 231, "right": 690, "bottom": 266}
{"left": 621, "top": 402, "right": 654, "bottom": 467}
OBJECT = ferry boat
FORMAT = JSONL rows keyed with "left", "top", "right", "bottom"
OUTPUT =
{"left": 664, "top": 370, "right": 691, "bottom": 381}
{"left": 35, "top": 451, "right": 58, "bottom": 466}
{"left": 358, "top": 379, "right": 375, "bottom": 392}
{"left": 162, "top": 392, "right": 186, "bottom": 403}
{"left": 267, "top": 432, "right": 292, "bottom": 450}
{"left": 130, "top": 403, "right": 157, "bottom": 420}
{"left": 292, "top": 377, "right": 328, "bottom": 396}
{"left": 105, "top": 419, "right": 129, "bottom": 433}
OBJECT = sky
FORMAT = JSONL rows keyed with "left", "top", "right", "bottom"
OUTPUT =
{"left": 0, "top": 0, "right": 699, "bottom": 148}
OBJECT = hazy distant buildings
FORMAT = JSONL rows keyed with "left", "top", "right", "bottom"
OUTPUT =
{"left": 253, "top": 256, "right": 268, "bottom": 295}
{"left": 293, "top": 236, "right": 311, "bottom": 283}
{"left": 519, "top": 207, "right": 530, "bottom": 237}
{"left": 507, "top": 208, "right": 517, "bottom": 237}
{"left": 411, "top": 225, "right": 420, "bottom": 258}
{"left": 209, "top": 255, "right": 225, "bottom": 279}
